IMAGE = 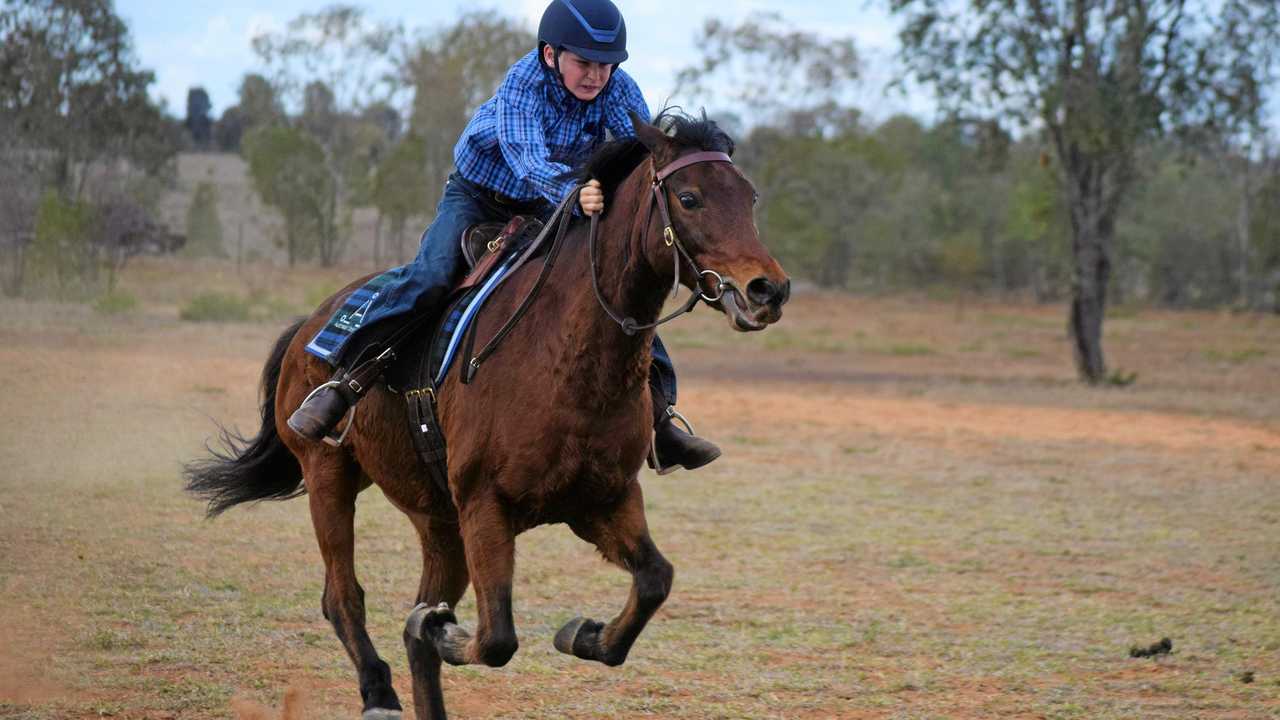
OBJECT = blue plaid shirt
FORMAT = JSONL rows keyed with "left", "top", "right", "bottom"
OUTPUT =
{"left": 454, "top": 49, "right": 651, "bottom": 205}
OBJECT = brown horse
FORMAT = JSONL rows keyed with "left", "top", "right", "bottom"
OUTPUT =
{"left": 185, "top": 112, "right": 790, "bottom": 720}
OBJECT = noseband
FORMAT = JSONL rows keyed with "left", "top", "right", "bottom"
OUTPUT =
{"left": 589, "top": 150, "right": 742, "bottom": 336}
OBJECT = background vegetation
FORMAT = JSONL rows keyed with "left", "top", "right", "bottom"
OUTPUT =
{"left": 1, "top": 0, "right": 1278, "bottom": 370}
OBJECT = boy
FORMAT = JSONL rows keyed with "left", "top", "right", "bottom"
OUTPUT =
{"left": 288, "top": 0, "right": 719, "bottom": 473}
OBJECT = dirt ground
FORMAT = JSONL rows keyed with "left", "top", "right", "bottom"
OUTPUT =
{"left": 2, "top": 257, "right": 1279, "bottom": 719}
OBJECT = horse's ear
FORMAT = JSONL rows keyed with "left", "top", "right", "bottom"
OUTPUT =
{"left": 630, "top": 111, "right": 667, "bottom": 153}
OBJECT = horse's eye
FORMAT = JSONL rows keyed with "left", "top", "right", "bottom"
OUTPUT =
{"left": 678, "top": 192, "right": 699, "bottom": 209}
{"left": 751, "top": 192, "right": 759, "bottom": 206}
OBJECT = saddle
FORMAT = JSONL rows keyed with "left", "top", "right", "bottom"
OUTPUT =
{"left": 384, "top": 213, "right": 551, "bottom": 494}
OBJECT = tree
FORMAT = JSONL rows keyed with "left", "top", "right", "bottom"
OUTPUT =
{"left": 0, "top": 0, "right": 178, "bottom": 199}
{"left": 673, "top": 13, "right": 860, "bottom": 126}
{"left": 186, "top": 87, "right": 213, "bottom": 148}
{"left": 888, "top": 0, "right": 1280, "bottom": 382}
{"left": 400, "top": 13, "right": 533, "bottom": 190}
{"left": 185, "top": 182, "right": 225, "bottom": 258}
{"left": 371, "top": 133, "right": 429, "bottom": 265}
{"left": 243, "top": 126, "right": 332, "bottom": 265}
{"left": 251, "top": 5, "right": 400, "bottom": 265}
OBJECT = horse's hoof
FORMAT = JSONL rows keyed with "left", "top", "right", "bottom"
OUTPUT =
{"left": 362, "top": 709, "right": 402, "bottom": 720}
{"left": 554, "top": 616, "right": 603, "bottom": 658}
{"left": 405, "top": 602, "right": 457, "bottom": 642}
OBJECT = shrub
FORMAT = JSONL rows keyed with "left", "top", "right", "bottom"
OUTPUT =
{"left": 93, "top": 291, "right": 138, "bottom": 315}
{"left": 180, "top": 292, "right": 252, "bottom": 322}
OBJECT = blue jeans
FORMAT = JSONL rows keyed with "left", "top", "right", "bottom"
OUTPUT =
{"left": 323, "top": 172, "right": 678, "bottom": 405}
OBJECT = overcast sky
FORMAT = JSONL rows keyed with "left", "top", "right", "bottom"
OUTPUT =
{"left": 115, "top": 0, "right": 935, "bottom": 124}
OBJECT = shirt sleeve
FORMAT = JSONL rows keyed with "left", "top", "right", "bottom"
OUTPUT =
{"left": 604, "top": 70, "right": 652, "bottom": 141}
{"left": 495, "top": 75, "right": 578, "bottom": 205}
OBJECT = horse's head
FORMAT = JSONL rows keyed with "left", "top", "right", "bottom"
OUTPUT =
{"left": 631, "top": 112, "right": 790, "bottom": 332}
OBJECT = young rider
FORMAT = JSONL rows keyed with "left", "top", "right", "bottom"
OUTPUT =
{"left": 287, "top": 0, "right": 720, "bottom": 473}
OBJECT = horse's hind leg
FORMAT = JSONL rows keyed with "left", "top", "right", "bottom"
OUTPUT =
{"left": 401, "top": 511, "right": 468, "bottom": 720}
{"left": 556, "top": 480, "right": 674, "bottom": 667}
{"left": 306, "top": 457, "right": 402, "bottom": 718}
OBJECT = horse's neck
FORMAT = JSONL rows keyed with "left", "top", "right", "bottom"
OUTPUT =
{"left": 553, "top": 165, "right": 667, "bottom": 398}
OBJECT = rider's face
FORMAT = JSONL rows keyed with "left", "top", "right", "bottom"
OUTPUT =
{"left": 542, "top": 46, "right": 612, "bottom": 101}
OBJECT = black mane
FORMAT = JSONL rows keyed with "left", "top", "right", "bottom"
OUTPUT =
{"left": 568, "top": 109, "right": 736, "bottom": 193}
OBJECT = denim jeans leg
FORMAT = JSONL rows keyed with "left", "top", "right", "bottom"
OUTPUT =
{"left": 649, "top": 334, "right": 678, "bottom": 407}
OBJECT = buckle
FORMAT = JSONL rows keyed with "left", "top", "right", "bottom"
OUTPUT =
{"left": 405, "top": 387, "right": 436, "bottom": 402}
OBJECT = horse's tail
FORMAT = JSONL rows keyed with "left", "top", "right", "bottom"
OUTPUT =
{"left": 184, "top": 318, "right": 307, "bottom": 518}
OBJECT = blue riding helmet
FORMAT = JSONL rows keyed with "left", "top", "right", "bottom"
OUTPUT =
{"left": 538, "top": 0, "right": 628, "bottom": 65}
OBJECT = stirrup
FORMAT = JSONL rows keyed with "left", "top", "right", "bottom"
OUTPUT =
{"left": 296, "top": 380, "right": 358, "bottom": 447}
{"left": 648, "top": 407, "right": 694, "bottom": 476}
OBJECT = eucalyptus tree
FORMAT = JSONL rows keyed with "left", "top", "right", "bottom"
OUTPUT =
{"left": 887, "top": 0, "right": 1280, "bottom": 382}
{"left": 400, "top": 13, "right": 533, "bottom": 191}
{"left": 251, "top": 5, "right": 401, "bottom": 266}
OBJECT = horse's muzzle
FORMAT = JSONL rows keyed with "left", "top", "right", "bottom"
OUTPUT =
{"left": 720, "top": 275, "right": 789, "bottom": 331}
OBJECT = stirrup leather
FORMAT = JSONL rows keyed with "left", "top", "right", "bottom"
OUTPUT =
{"left": 648, "top": 406, "right": 695, "bottom": 476}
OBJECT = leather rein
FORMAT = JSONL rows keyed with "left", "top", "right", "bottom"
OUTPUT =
{"left": 589, "top": 150, "right": 739, "bottom": 336}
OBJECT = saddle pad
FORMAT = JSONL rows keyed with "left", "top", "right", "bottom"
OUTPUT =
{"left": 305, "top": 270, "right": 398, "bottom": 363}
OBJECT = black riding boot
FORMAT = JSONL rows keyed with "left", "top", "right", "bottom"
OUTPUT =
{"left": 287, "top": 313, "right": 419, "bottom": 442}
{"left": 648, "top": 385, "right": 721, "bottom": 475}
{"left": 287, "top": 343, "right": 396, "bottom": 442}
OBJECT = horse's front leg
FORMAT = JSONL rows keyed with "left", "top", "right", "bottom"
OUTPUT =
{"left": 407, "top": 492, "right": 518, "bottom": 668}
{"left": 555, "top": 479, "right": 674, "bottom": 667}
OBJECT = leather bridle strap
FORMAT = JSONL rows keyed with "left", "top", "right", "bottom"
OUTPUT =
{"left": 590, "top": 150, "right": 735, "bottom": 336}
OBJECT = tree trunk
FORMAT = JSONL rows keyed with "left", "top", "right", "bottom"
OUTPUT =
{"left": 1067, "top": 218, "right": 1111, "bottom": 384}
{"left": 1236, "top": 164, "right": 1252, "bottom": 308}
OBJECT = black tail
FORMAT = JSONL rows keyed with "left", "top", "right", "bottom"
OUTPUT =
{"left": 184, "top": 318, "right": 307, "bottom": 517}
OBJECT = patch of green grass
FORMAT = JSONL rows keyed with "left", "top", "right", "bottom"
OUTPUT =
{"left": 1005, "top": 347, "right": 1042, "bottom": 359}
{"left": 1106, "top": 304, "right": 1142, "bottom": 319}
{"left": 761, "top": 328, "right": 853, "bottom": 353}
{"left": 93, "top": 290, "right": 138, "bottom": 315}
{"left": 179, "top": 292, "right": 252, "bottom": 322}
{"left": 1106, "top": 368, "right": 1139, "bottom": 386}
{"left": 1204, "top": 347, "right": 1267, "bottom": 364}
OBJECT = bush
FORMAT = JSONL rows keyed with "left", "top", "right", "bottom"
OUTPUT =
{"left": 93, "top": 291, "right": 138, "bottom": 315}
{"left": 180, "top": 292, "right": 252, "bottom": 322}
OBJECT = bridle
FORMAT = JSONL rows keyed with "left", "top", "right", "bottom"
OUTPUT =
{"left": 589, "top": 150, "right": 748, "bottom": 336}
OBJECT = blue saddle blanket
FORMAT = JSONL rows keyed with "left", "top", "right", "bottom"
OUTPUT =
{"left": 307, "top": 254, "right": 520, "bottom": 386}
{"left": 304, "top": 272, "right": 398, "bottom": 363}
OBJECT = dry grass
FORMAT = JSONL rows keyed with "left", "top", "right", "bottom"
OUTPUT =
{"left": 2, "top": 258, "right": 1279, "bottom": 719}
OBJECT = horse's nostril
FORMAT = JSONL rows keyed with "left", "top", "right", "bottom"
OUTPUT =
{"left": 747, "top": 277, "right": 790, "bottom": 308}
{"left": 746, "top": 277, "right": 776, "bottom": 306}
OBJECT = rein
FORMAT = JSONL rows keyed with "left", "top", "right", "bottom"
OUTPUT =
{"left": 589, "top": 150, "right": 736, "bottom": 336}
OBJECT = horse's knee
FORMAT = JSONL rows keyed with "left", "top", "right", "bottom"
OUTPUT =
{"left": 476, "top": 632, "right": 519, "bottom": 667}
{"left": 636, "top": 555, "right": 674, "bottom": 613}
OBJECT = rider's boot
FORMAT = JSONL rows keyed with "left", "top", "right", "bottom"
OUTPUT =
{"left": 287, "top": 343, "right": 396, "bottom": 442}
{"left": 648, "top": 385, "right": 721, "bottom": 475}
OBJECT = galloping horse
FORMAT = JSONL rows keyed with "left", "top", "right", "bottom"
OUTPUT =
{"left": 185, "top": 112, "right": 790, "bottom": 720}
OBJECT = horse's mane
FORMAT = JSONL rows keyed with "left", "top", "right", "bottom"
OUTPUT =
{"left": 568, "top": 109, "right": 737, "bottom": 194}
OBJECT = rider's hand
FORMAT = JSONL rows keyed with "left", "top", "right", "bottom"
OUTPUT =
{"left": 580, "top": 179, "right": 604, "bottom": 216}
